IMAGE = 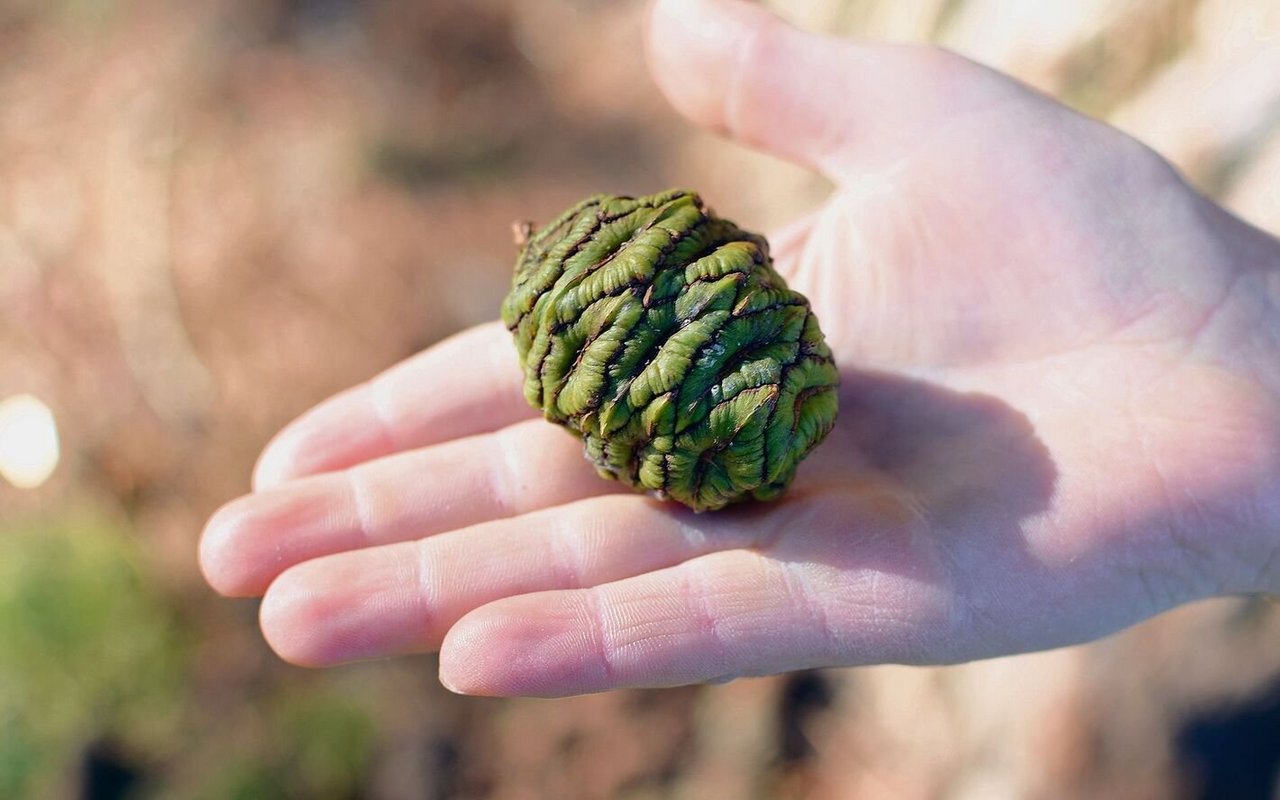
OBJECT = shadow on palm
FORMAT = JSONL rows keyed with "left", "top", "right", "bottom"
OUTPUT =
{"left": 669, "top": 364, "right": 1059, "bottom": 657}
{"left": 820, "top": 369, "right": 1057, "bottom": 529}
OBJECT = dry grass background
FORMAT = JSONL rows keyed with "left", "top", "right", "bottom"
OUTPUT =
{"left": 2, "top": 0, "right": 1280, "bottom": 798}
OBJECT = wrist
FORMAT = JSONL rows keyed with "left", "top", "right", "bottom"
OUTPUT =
{"left": 1235, "top": 226, "right": 1280, "bottom": 594}
{"left": 1184, "top": 208, "right": 1280, "bottom": 596}
{"left": 1252, "top": 267, "right": 1280, "bottom": 593}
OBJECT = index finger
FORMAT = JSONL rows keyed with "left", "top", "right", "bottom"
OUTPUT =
{"left": 254, "top": 321, "right": 533, "bottom": 491}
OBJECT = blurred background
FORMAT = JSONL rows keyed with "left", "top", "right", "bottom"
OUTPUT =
{"left": 3, "top": 0, "right": 1280, "bottom": 797}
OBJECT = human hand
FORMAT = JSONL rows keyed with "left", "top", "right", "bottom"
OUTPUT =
{"left": 200, "top": 0, "right": 1280, "bottom": 696}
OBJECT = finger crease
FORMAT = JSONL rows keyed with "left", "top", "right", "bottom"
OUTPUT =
{"left": 682, "top": 566, "right": 728, "bottom": 665}
{"left": 489, "top": 428, "right": 525, "bottom": 517}
{"left": 413, "top": 540, "right": 439, "bottom": 637}
{"left": 673, "top": 516, "right": 710, "bottom": 553}
{"left": 582, "top": 588, "right": 616, "bottom": 683}
{"left": 782, "top": 561, "right": 837, "bottom": 660}
{"left": 346, "top": 469, "right": 379, "bottom": 546}
{"left": 546, "top": 515, "right": 586, "bottom": 588}
{"left": 367, "top": 377, "right": 402, "bottom": 452}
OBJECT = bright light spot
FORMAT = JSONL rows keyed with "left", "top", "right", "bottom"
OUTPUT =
{"left": 0, "top": 394, "right": 60, "bottom": 489}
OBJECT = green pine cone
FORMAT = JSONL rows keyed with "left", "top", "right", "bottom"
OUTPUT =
{"left": 501, "top": 189, "right": 839, "bottom": 512}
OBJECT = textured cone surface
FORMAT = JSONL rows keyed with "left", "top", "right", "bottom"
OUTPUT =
{"left": 501, "top": 189, "right": 839, "bottom": 512}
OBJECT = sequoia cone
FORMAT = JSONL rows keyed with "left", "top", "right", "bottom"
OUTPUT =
{"left": 501, "top": 189, "right": 839, "bottom": 512}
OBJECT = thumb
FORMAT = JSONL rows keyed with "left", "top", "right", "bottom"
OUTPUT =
{"left": 645, "top": 0, "right": 989, "bottom": 181}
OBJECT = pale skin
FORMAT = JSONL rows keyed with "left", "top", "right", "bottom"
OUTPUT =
{"left": 199, "top": 0, "right": 1280, "bottom": 696}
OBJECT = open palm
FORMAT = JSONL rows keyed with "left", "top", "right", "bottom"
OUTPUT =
{"left": 200, "top": 0, "right": 1280, "bottom": 696}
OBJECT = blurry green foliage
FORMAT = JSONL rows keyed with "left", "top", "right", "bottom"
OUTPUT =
{"left": 179, "top": 691, "right": 375, "bottom": 800}
{"left": 0, "top": 0, "right": 117, "bottom": 31}
{"left": 0, "top": 512, "right": 377, "bottom": 799}
{"left": 0, "top": 512, "right": 185, "bottom": 798}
